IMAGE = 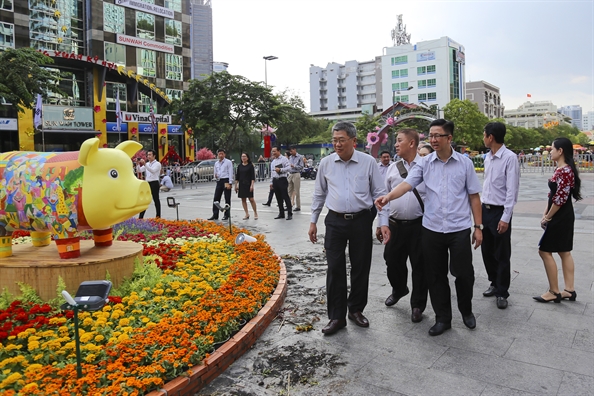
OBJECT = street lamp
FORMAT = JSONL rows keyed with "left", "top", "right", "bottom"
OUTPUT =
{"left": 393, "top": 86, "right": 413, "bottom": 104}
{"left": 263, "top": 56, "right": 278, "bottom": 87}
{"left": 419, "top": 101, "right": 440, "bottom": 119}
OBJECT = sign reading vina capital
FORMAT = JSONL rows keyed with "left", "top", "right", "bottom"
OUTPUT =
{"left": 115, "top": 0, "right": 174, "bottom": 18}
{"left": 116, "top": 34, "right": 174, "bottom": 54}
{"left": 122, "top": 112, "right": 172, "bottom": 124}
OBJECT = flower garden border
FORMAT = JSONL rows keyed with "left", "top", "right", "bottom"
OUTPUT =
{"left": 145, "top": 259, "right": 287, "bottom": 396}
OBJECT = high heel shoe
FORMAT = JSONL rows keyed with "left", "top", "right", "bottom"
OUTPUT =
{"left": 562, "top": 289, "right": 577, "bottom": 301}
{"left": 243, "top": 215, "right": 250, "bottom": 220}
{"left": 533, "top": 290, "right": 562, "bottom": 303}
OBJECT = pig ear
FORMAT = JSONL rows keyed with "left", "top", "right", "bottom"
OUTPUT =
{"left": 115, "top": 140, "right": 143, "bottom": 159}
{"left": 78, "top": 138, "right": 100, "bottom": 166}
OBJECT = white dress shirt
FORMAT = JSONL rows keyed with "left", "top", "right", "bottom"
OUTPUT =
{"left": 214, "top": 158, "right": 234, "bottom": 183}
{"left": 270, "top": 156, "right": 291, "bottom": 179}
{"left": 378, "top": 161, "right": 391, "bottom": 178}
{"left": 384, "top": 155, "right": 425, "bottom": 221}
{"left": 481, "top": 144, "right": 520, "bottom": 223}
{"left": 137, "top": 160, "right": 161, "bottom": 182}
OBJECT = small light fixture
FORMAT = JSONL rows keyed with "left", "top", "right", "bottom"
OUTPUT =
{"left": 235, "top": 232, "right": 257, "bottom": 244}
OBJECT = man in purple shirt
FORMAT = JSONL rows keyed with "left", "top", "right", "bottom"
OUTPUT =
{"left": 376, "top": 119, "right": 483, "bottom": 336}
{"left": 480, "top": 122, "right": 519, "bottom": 309}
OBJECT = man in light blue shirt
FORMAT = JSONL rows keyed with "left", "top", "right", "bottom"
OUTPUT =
{"left": 309, "top": 122, "right": 390, "bottom": 336}
{"left": 208, "top": 149, "right": 234, "bottom": 221}
{"left": 480, "top": 122, "right": 519, "bottom": 309}
{"left": 270, "top": 146, "right": 293, "bottom": 220}
{"left": 376, "top": 119, "right": 483, "bottom": 336}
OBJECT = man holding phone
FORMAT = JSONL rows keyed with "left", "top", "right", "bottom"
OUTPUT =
{"left": 208, "top": 149, "right": 233, "bottom": 221}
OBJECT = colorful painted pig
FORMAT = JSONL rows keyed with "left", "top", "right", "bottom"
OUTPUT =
{"left": 0, "top": 138, "right": 151, "bottom": 259}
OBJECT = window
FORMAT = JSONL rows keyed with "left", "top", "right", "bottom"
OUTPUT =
{"left": 29, "top": 0, "right": 84, "bottom": 54}
{"left": 138, "top": 92, "right": 155, "bottom": 113}
{"left": 417, "top": 66, "right": 426, "bottom": 75}
{"left": 104, "top": 3, "right": 125, "bottom": 34}
{"left": 428, "top": 92, "right": 437, "bottom": 101}
{"left": 0, "top": 23, "right": 14, "bottom": 49}
{"left": 165, "top": 0, "right": 182, "bottom": 12}
{"left": 418, "top": 80, "right": 427, "bottom": 89}
{"left": 392, "top": 70, "right": 399, "bottom": 79}
{"left": 136, "top": 12, "right": 155, "bottom": 40}
{"left": 427, "top": 79, "right": 436, "bottom": 87}
{"left": 165, "top": 19, "right": 182, "bottom": 46}
{"left": 391, "top": 56, "right": 407, "bottom": 65}
{"left": 418, "top": 93, "right": 427, "bottom": 101}
{"left": 166, "top": 89, "right": 183, "bottom": 101}
{"left": 393, "top": 95, "right": 409, "bottom": 103}
{"left": 137, "top": 49, "right": 156, "bottom": 77}
{"left": 165, "top": 54, "right": 183, "bottom": 80}
{"left": 400, "top": 69, "right": 408, "bottom": 77}
{"left": 1, "top": 0, "right": 12, "bottom": 11}
{"left": 104, "top": 42, "right": 126, "bottom": 66}
{"left": 106, "top": 83, "right": 127, "bottom": 112}
{"left": 427, "top": 65, "right": 436, "bottom": 73}
{"left": 44, "top": 67, "right": 85, "bottom": 107}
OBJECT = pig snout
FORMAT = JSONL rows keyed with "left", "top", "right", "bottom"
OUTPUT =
{"left": 137, "top": 182, "right": 152, "bottom": 206}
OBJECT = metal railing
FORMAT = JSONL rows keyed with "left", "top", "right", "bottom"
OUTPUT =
{"left": 517, "top": 154, "right": 593, "bottom": 174}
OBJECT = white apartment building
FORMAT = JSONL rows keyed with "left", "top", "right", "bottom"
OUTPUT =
{"left": 558, "top": 105, "right": 582, "bottom": 130}
{"left": 504, "top": 101, "right": 567, "bottom": 128}
{"left": 582, "top": 111, "right": 594, "bottom": 131}
{"left": 466, "top": 80, "right": 504, "bottom": 119}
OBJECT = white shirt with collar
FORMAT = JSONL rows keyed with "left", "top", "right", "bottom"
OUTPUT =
{"left": 384, "top": 155, "right": 425, "bottom": 221}
{"left": 481, "top": 144, "right": 520, "bottom": 223}
{"left": 137, "top": 160, "right": 161, "bottom": 182}
{"left": 214, "top": 158, "right": 234, "bottom": 183}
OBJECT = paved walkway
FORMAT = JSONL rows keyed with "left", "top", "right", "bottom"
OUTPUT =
{"left": 154, "top": 172, "right": 593, "bottom": 396}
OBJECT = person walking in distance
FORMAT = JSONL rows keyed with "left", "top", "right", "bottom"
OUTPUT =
{"left": 376, "top": 119, "right": 483, "bottom": 336}
{"left": 137, "top": 149, "right": 161, "bottom": 219}
{"left": 269, "top": 146, "right": 293, "bottom": 220}
{"left": 287, "top": 146, "right": 304, "bottom": 211}
{"left": 235, "top": 152, "right": 258, "bottom": 220}
{"left": 208, "top": 149, "right": 233, "bottom": 221}
{"left": 309, "top": 121, "right": 390, "bottom": 335}
{"left": 378, "top": 129, "right": 428, "bottom": 323}
{"left": 480, "top": 122, "right": 520, "bottom": 309}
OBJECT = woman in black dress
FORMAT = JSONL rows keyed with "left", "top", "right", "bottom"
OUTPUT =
{"left": 534, "top": 138, "right": 582, "bottom": 303}
{"left": 234, "top": 152, "right": 258, "bottom": 220}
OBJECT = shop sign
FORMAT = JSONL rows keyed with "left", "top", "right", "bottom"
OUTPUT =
{"left": 123, "top": 112, "right": 171, "bottom": 124}
{"left": 0, "top": 118, "right": 18, "bottom": 131}
{"left": 106, "top": 122, "right": 128, "bottom": 132}
{"left": 167, "top": 125, "right": 182, "bottom": 134}
{"left": 115, "top": 0, "right": 174, "bottom": 18}
{"left": 43, "top": 106, "right": 94, "bottom": 130}
{"left": 116, "top": 34, "right": 174, "bottom": 54}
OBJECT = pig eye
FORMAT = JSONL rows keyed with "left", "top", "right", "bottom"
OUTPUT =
{"left": 108, "top": 169, "right": 119, "bottom": 179}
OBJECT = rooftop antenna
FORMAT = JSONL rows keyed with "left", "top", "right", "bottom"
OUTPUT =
{"left": 391, "top": 14, "right": 411, "bottom": 46}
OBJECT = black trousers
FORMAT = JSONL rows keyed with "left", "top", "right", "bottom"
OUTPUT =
{"left": 481, "top": 205, "right": 512, "bottom": 298}
{"left": 272, "top": 177, "right": 291, "bottom": 217}
{"left": 139, "top": 180, "right": 160, "bottom": 219}
{"left": 422, "top": 227, "right": 474, "bottom": 323}
{"left": 324, "top": 210, "right": 373, "bottom": 319}
{"left": 384, "top": 218, "right": 428, "bottom": 310}
{"left": 212, "top": 178, "right": 231, "bottom": 218}
{"left": 265, "top": 188, "right": 275, "bottom": 204}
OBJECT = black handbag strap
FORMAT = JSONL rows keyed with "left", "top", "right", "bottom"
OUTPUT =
{"left": 396, "top": 160, "right": 425, "bottom": 213}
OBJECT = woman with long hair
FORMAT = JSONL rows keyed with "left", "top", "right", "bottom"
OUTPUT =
{"left": 235, "top": 152, "right": 258, "bottom": 220}
{"left": 533, "top": 137, "right": 582, "bottom": 303}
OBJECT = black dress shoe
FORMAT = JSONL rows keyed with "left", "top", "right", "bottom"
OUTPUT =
{"left": 428, "top": 322, "right": 451, "bottom": 336}
{"left": 496, "top": 297, "right": 508, "bottom": 309}
{"left": 274, "top": 215, "right": 285, "bottom": 219}
{"left": 483, "top": 286, "right": 496, "bottom": 297}
{"left": 262, "top": 202, "right": 271, "bottom": 206}
{"left": 322, "top": 319, "right": 346, "bottom": 335}
{"left": 462, "top": 313, "right": 476, "bottom": 329}
{"left": 286, "top": 215, "right": 292, "bottom": 220}
{"left": 221, "top": 216, "right": 229, "bottom": 221}
{"left": 347, "top": 312, "right": 369, "bottom": 328}
{"left": 294, "top": 208, "right": 301, "bottom": 211}
{"left": 411, "top": 308, "right": 423, "bottom": 323}
{"left": 207, "top": 216, "right": 218, "bottom": 221}
{"left": 384, "top": 288, "right": 409, "bottom": 306}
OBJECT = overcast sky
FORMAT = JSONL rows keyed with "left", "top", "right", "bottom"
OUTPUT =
{"left": 211, "top": 0, "right": 593, "bottom": 113}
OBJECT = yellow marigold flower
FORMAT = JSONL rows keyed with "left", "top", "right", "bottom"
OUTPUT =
{"left": 49, "top": 317, "right": 67, "bottom": 325}
{"left": 82, "top": 317, "right": 94, "bottom": 327}
{"left": 33, "top": 354, "right": 43, "bottom": 361}
{"left": 58, "top": 326, "right": 69, "bottom": 333}
{"left": 22, "top": 383, "right": 39, "bottom": 392}
{"left": 102, "top": 305, "right": 112, "bottom": 312}
{"left": 80, "top": 333, "right": 94, "bottom": 343}
{"left": 27, "top": 336, "right": 40, "bottom": 342}
{"left": 85, "top": 353, "right": 96, "bottom": 363}
{"left": 7, "top": 336, "right": 15, "bottom": 340}
{"left": 154, "top": 289, "right": 164, "bottom": 296}
{"left": 118, "top": 318, "right": 130, "bottom": 327}
{"left": 2, "top": 369, "right": 10, "bottom": 375}
{"left": 0, "top": 372, "right": 22, "bottom": 387}
{"left": 146, "top": 322, "right": 156, "bottom": 328}
{"left": 27, "top": 341, "right": 40, "bottom": 351}
{"left": 24, "top": 364, "right": 42, "bottom": 373}
{"left": 141, "top": 317, "right": 149, "bottom": 323}
{"left": 118, "top": 333, "right": 129, "bottom": 342}
{"left": 4, "top": 344, "right": 22, "bottom": 351}
{"left": 94, "top": 335, "right": 105, "bottom": 342}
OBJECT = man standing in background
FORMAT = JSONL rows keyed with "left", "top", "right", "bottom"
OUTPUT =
{"left": 378, "top": 150, "right": 392, "bottom": 178}
{"left": 288, "top": 146, "right": 304, "bottom": 211}
{"left": 270, "top": 146, "right": 293, "bottom": 220}
{"left": 137, "top": 149, "right": 161, "bottom": 219}
{"left": 208, "top": 149, "right": 234, "bottom": 221}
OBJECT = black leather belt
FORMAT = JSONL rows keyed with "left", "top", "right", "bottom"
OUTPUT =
{"left": 389, "top": 217, "right": 422, "bottom": 225}
{"left": 328, "top": 208, "right": 370, "bottom": 220}
{"left": 483, "top": 204, "right": 503, "bottom": 210}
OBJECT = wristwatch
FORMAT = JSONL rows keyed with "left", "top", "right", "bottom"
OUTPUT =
{"left": 473, "top": 224, "right": 484, "bottom": 230}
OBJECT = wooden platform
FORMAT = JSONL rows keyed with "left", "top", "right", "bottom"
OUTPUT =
{"left": 0, "top": 240, "right": 143, "bottom": 301}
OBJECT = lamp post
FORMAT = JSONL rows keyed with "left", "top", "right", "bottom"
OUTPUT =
{"left": 419, "top": 101, "right": 440, "bottom": 119}
{"left": 263, "top": 55, "right": 278, "bottom": 87}
{"left": 393, "top": 86, "right": 413, "bottom": 105}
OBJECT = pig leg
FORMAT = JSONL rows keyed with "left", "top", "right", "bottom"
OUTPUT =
{"left": 55, "top": 234, "right": 81, "bottom": 259}
{"left": 92, "top": 228, "right": 113, "bottom": 247}
{"left": 31, "top": 231, "right": 51, "bottom": 247}
{"left": 0, "top": 227, "right": 12, "bottom": 258}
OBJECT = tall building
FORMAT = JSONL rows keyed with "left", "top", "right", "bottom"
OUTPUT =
{"left": 559, "top": 105, "right": 582, "bottom": 130}
{"left": 309, "top": 16, "right": 465, "bottom": 119}
{"left": 190, "top": 0, "right": 213, "bottom": 80}
{"left": 466, "top": 81, "right": 504, "bottom": 119}
{"left": 582, "top": 111, "right": 594, "bottom": 131}
{"left": 504, "top": 101, "right": 567, "bottom": 129}
{"left": 0, "top": 0, "right": 194, "bottom": 160}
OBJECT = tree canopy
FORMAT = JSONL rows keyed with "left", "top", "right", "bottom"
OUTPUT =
{"left": 442, "top": 99, "right": 489, "bottom": 149}
{"left": 0, "top": 48, "right": 62, "bottom": 113}
{"left": 272, "top": 90, "right": 330, "bottom": 146}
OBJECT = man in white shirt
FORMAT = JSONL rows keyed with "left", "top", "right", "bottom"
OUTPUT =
{"left": 208, "top": 149, "right": 234, "bottom": 221}
{"left": 136, "top": 149, "right": 161, "bottom": 218}
{"left": 270, "top": 146, "right": 293, "bottom": 220}
{"left": 377, "top": 129, "right": 428, "bottom": 323}
{"left": 377, "top": 151, "right": 392, "bottom": 178}
{"left": 480, "top": 122, "right": 520, "bottom": 309}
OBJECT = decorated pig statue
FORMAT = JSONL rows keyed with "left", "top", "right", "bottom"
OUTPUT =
{"left": 0, "top": 138, "right": 151, "bottom": 259}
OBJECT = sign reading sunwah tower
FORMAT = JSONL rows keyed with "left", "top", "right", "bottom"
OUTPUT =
{"left": 116, "top": 34, "right": 174, "bottom": 54}
{"left": 115, "top": 0, "right": 175, "bottom": 18}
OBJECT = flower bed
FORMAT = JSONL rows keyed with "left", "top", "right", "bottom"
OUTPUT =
{"left": 0, "top": 219, "right": 280, "bottom": 395}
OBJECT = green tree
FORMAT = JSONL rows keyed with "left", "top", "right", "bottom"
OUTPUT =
{"left": 273, "top": 90, "right": 330, "bottom": 146}
{"left": 354, "top": 112, "right": 382, "bottom": 135}
{"left": 0, "top": 48, "right": 62, "bottom": 112}
{"left": 442, "top": 99, "right": 489, "bottom": 149}
{"left": 173, "top": 72, "right": 287, "bottom": 153}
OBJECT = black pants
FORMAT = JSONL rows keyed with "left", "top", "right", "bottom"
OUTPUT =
{"left": 384, "top": 218, "right": 428, "bottom": 310}
{"left": 324, "top": 210, "right": 373, "bottom": 319}
{"left": 139, "top": 180, "right": 160, "bottom": 219}
{"left": 422, "top": 227, "right": 474, "bottom": 323}
{"left": 272, "top": 177, "right": 291, "bottom": 217}
{"left": 265, "top": 188, "right": 275, "bottom": 204}
{"left": 481, "top": 205, "right": 512, "bottom": 298}
{"left": 212, "top": 178, "right": 231, "bottom": 218}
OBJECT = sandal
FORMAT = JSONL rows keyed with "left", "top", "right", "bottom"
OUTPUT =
{"left": 254, "top": 215, "right": 258, "bottom": 220}
{"left": 533, "top": 290, "right": 561, "bottom": 303}
{"left": 562, "top": 289, "right": 577, "bottom": 301}
{"left": 243, "top": 215, "right": 249, "bottom": 220}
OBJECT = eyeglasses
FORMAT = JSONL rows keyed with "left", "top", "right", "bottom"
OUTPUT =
{"left": 331, "top": 138, "right": 352, "bottom": 145}
{"left": 428, "top": 134, "right": 449, "bottom": 140}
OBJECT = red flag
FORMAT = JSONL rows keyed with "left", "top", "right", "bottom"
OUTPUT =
{"left": 527, "top": 94, "right": 532, "bottom": 98}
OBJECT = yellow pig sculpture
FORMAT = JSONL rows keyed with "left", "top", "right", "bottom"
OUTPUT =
{"left": 0, "top": 138, "right": 151, "bottom": 259}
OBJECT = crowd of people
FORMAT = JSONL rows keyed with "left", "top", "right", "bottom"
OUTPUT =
{"left": 134, "top": 120, "right": 582, "bottom": 337}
